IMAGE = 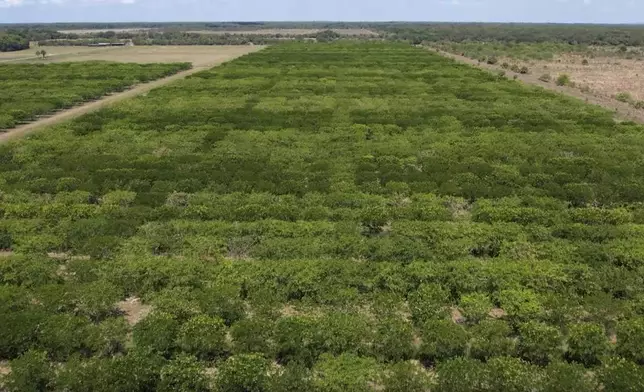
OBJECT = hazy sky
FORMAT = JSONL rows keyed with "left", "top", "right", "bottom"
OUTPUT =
{"left": 0, "top": 0, "right": 642, "bottom": 24}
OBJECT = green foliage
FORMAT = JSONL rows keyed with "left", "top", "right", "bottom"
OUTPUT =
{"left": 616, "top": 317, "right": 644, "bottom": 363}
{"left": 542, "top": 361, "right": 598, "bottom": 392}
{"left": 382, "top": 361, "right": 434, "bottom": 392}
{"left": 615, "top": 92, "right": 634, "bottom": 103}
{"left": 408, "top": 283, "right": 450, "bottom": 324}
{"left": 459, "top": 293, "right": 493, "bottom": 323}
{"left": 469, "top": 319, "right": 516, "bottom": 360}
{"left": 518, "top": 321, "right": 563, "bottom": 365}
{"left": 435, "top": 357, "right": 486, "bottom": 392}
{"left": 176, "top": 315, "right": 227, "bottom": 360}
{"left": 132, "top": 312, "right": 179, "bottom": 355}
{"left": 215, "top": 354, "right": 270, "bottom": 392}
{"left": 158, "top": 354, "right": 210, "bottom": 392}
{"left": 0, "top": 62, "right": 190, "bottom": 129}
{"left": 498, "top": 289, "right": 543, "bottom": 321}
{"left": 313, "top": 353, "right": 379, "bottom": 392}
{"left": 566, "top": 322, "right": 610, "bottom": 366}
{"left": 419, "top": 319, "right": 469, "bottom": 361}
{"left": 556, "top": 73, "right": 571, "bottom": 86}
{"left": 5, "top": 350, "right": 52, "bottom": 392}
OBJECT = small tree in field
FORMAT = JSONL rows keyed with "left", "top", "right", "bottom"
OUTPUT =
{"left": 35, "top": 50, "right": 47, "bottom": 59}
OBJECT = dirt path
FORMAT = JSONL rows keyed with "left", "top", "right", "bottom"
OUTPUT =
{"left": 429, "top": 47, "right": 644, "bottom": 124}
{"left": 0, "top": 48, "right": 261, "bottom": 144}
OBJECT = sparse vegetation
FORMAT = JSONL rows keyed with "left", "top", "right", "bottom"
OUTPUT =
{"left": 555, "top": 73, "right": 571, "bottom": 86}
{"left": 538, "top": 73, "right": 551, "bottom": 82}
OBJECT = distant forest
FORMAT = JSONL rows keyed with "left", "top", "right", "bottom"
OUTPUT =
{"left": 3, "top": 22, "right": 644, "bottom": 51}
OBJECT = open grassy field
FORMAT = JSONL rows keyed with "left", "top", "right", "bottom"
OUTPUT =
{"left": 2, "top": 42, "right": 644, "bottom": 391}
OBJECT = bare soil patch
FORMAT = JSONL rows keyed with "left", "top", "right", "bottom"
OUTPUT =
{"left": 0, "top": 46, "right": 262, "bottom": 144}
{"left": 432, "top": 48, "right": 644, "bottom": 123}
{"left": 0, "top": 361, "right": 10, "bottom": 376}
{"left": 117, "top": 297, "right": 152, "bottom": 326}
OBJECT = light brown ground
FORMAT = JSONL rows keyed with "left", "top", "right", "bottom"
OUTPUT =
{"left": 432, "top": 48, "right": 644, "bottom": 123}
{"left": 0, "top": 361, "right": 10, "bottom": 376}
{"left": 187, "top": 28, "right": 378, "bottom": 36}
{"left": 517, "top": 54, "right": 644, "bottom": 101}
{"left": 13, "top": 45, "right": 261, "bottom": 67}
{"left": 0, "top": 46, "right": 120, "bottom": 63}
{"left": 0, "top": 46, "right": 263, "bottom": 144}
{"left": 117, "top": 297, "right": 152, "bottom": 325}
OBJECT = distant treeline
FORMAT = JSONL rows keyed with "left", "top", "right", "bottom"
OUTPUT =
{"left": 381, "top": 23, "right": 644, "bottom": 46}
{"left": 7, "top": 22, "right": 644, "bottom": 48}
{"left": 39, "top": 30, "right": 350, "bottom": 47}
{"left": 0, "top": 28, "right": 76, "bottom": 52}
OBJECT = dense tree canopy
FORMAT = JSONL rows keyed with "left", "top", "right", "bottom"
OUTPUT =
{"left": 1, "top": 42, "right": 644, "bottom": 390}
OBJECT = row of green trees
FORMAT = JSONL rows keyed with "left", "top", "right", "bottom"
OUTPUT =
{"left": 2, "top": 42, "right": 644, "bottom": 389}
{"left": 0, "top": 62, "right": 191, "bottom": 129}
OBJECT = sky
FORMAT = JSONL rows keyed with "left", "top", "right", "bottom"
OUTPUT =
{"left": 0, "top": 0, "right": 642, "bottom": 24}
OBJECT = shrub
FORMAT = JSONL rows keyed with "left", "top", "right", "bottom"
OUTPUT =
{"left": 538, "top": 73, "right": 551, "bottom": 82}
{"left": 485, "top": 357, "right": 541, "bottom": 392}
{"left": 459, "top": 293, "right": 493, "bottom": 323}
{"left": 435, "top": 357, "right": 486, "bottom": 392}
{"left": 497, "top": 289, "right": 543, "bottom": 321}
{"left": 519, "top": 66, "right": 529, "bottom": 74}
{"left": 176, "top": 315, "right": 227, "bottom": 360}
{"left": 510, "top": 64, "right": 521, "bottom": 73}
{"left": 616, "top": 318, "right": 644, "bottom": 363}
{"left": 158, "top": 354, "right": 210, "bottom": 392}
{"left": 615, "top": 92, "right": 633, "bottom": 103}
{"left": 5, "top": 350, "right": 52, "bottom": 392}
{"left": 372, "top": 317, "right": 415, "bottom": 362}
{"left": 269, "top": 362, "right": 315, "bottom": 392}
{"left": 419, "top": 319, "right": 469, "bottom": 362}
{"left": 132, "top": 312, "right": 179, "bottom": 355}
{"left": 313, "top": 353, "right": 379, "bottom": 392}
{"left": 501, "top": 62, "right": 510, "bottom": 69}
{"left": 408, "top": 283, "right": 450, "bottom": 324}
{"left": 542, "top": 361, "right": 598, "bottom": 392}
{"left": 215, "top": 354, "right": 270, "bottom": 392}
{"left": 582, "top": 59, "right": 589, "bottom": 65}
{"left": 518, "top": 321, "right": 563, "bottom": 365}
{"left": 555, "top": 74, "right": 571, "bottom": 86}
{"left": 599, "top": 358, "right": 644, "bottom": 392}
{"left": 382, "top": 362, "right": 434, "bottom": 392}
{"left": 486, "top": 56, "right": 498, "bottom": 65}
{"left": 566, "top": 323, "right": 609, "bottom": 366}
{"left": 469, "top": 319, "right": 516, "bottom": 360}
{"left": 634, "top": 100, "right": 644, "bottom": 109}
{"left": 230, "top": 317, "right": 275, "bottom": 356}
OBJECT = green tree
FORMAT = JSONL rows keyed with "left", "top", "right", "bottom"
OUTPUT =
{"left": 566, "top": 323, "right": 609, "bottom": 366}
{"left": 5, "top": 350, "right": 52, "bottom": 392}
{"left": 176, "top": 315, "right": 227, "bottom": 360}
{"left": 518, "top": 321, "right": 563, "bottom": 365}
{"left": 469, "top": 319, "right": 516, "bottom": 360}
{"left": 215, "top": 354, "right": 269, "bottom": 392}
{"left": 158, "top": 354, "right": 210, "bottom": 392}
{"left": 420, "top": 319, "right": 469, "bottom": 362}
{"left": 616, "top": 318, "right": 644, "bottom": 364}
{"left": 132, "top": 312, "right": 179, "bottom": 355}
{"left": 382, "top": 361, "right": 434, "bottom": 392}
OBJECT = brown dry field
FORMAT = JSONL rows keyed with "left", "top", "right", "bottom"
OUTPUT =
{"left": 7, "top": 45, "right": 262, "bottom": 67}
{"left": 187, "top": 28, "right": 378, "bottom": 36}
{"left": 0, "top": 46, "right": 119, "bottom": 62}
{"left": 515, "top": 54, "right": 644, "bottom": 101}
{"left": 0, "top": 45, "right": 263, "bottom": 144}
{"left": 433, "top": 48, "right": 644, "bottom": 123}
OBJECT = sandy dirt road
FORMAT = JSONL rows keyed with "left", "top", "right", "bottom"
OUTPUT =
{"left": 430, "top": 47, "right": 644, "bottom": 124}
{"left": 0, "top": 46, "right": 263, "bottom": 144}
